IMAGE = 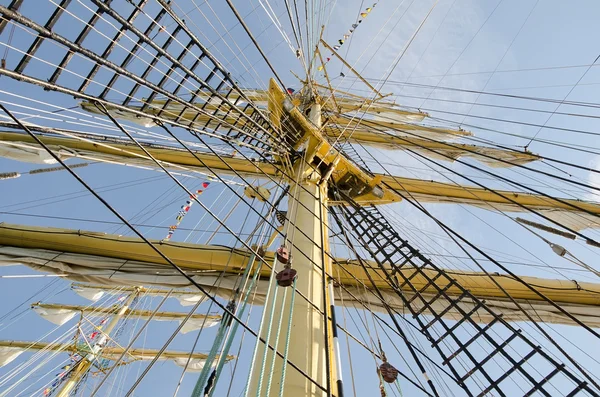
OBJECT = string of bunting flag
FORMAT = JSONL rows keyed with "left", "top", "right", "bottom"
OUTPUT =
{"left": 162, "top": 182, "right": 210, "bottom": 242}
{"left": 318, "top": 2, "right": 378, "bottom": 72}
{"left": 43, "top": 364, "right": 73, "bottom": 396}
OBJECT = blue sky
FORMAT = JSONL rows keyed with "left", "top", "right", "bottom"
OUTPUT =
{"left": 2, "top": 0, "right": 600, "bottom": 396}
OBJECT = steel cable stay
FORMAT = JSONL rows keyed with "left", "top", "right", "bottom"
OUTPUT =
{"left": 356, "top": 78, "right": 600, "bottom": 110}
{"left": 366, "top": 90, "right": 600, "bottom": 123}
{"left": 328, "top": 101, "right": 600, "bottom": 158}
{"left": 411, "top": 0, "right": 506, "bottom": 113}
{"left": 324, "top": 86, "right": 600, "bottom": 160}
{"left": 379, "top": 201, "right": 600, "bottom": 288}
{"left": 399, "top": 62, "right": 600, "bottom": 81}
{"left": 384, "top": 142, "right": 600, "bottom": 246}
{"left": 333, "top": 97, "right": 600, "bottom": 177}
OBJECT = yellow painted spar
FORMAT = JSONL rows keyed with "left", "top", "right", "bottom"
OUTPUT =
{"left": 324, "top": 130, "right": 540, "bottom": 166}
{"left": 0, "top": 131, "right": 279, "bottom": 178}
{"left": 1, "top": 130, "right": 599, "bottom": 213}
{"left": 327, "top": 115, "right": 472, "bottom": 136}
{"left": 2, "top": 223, "right": 600, "bottom": 307}
{"left": 380, "top": 175, "right": 600, "bottom": 214}
{"left": 0, "top": 340, "right": 232, "bottom": 361}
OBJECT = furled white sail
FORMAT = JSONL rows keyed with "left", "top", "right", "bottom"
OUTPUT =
{"left": 0, "top": 141, "right": 61, "bottom": 164}
{"left": 177, "top": 294, "right": 204, "bottom": 307}
{"left": 172, "top": 358, "right": 209, "bottom": 372}
{"left": 32, "top": 306, "right": 77, "bottom": 326}
{"left": 72, "top": 285, "right": 105, "bottom": 301}
{"left": 72, "top": 284, "right": 204, "bottom": 307}
{"left": 411, "top": 194, "right": 600, "bottom": 232}
{"left": 31, "top": 302, "right": 220, "bottom": 333}
{"left": 179, "top": 317, "right": 219, "bottom": 334}
{"left": 3, "top": 247, "right": 600, "bottom": 327}
{"left": 0, "top": 347, "right": 24, "bottom": 367}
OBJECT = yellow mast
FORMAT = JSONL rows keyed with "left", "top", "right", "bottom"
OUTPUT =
{"left": 248, "top": 90, "right": 335, "bottom": 396}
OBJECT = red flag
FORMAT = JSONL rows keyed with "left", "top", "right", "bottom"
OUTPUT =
{"left": 202, "top": 182, "right": 210, "bottom": 188}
